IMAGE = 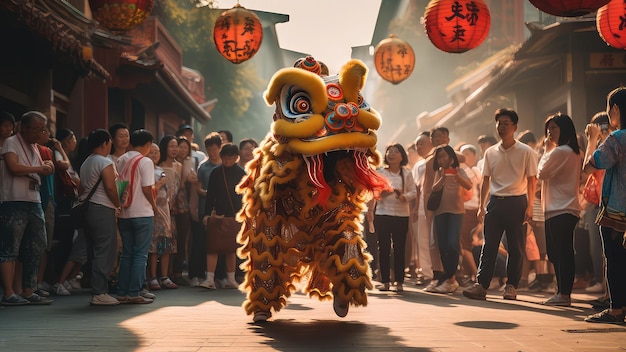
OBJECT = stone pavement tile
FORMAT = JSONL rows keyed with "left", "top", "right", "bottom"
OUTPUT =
{"left": 1, "top": 285, "right": 625, "bottom": 351}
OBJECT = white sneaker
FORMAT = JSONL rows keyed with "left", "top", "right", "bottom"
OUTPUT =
{"left": 585, "top": 282, "right": 604, "bottom": 293}
{"left": 66, "top": 278, "right": 82, "bottom": 290}
{"left": 199, "top": 278, "right": 216, "bottom": 290}
{"left": 54, "top": 283, "right": 71, "bottom": 296}
{"left": 216, "top": 278, "right": 228, "bottom": 288}
{"left": 542, "top": 293, "right": 571, "bottom": 307}
{"left": 90, "top": 293, "right": 120, "bottom": 306}
{"left": 434, "top": 280, "right": 459, "bottom": 294}
{"left": 140, "top": 289, "right": 156, "bottom": 299}
{"left": 190, "top": 277, "right": 200, "bottom": 287}
{"left": 423, "top": 280, "right": 438, "bottom": 292}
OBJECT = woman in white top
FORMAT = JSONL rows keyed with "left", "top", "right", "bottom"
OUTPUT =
{"left": 537, "top": 113, "right": 582, "bottom": 306}
{"left": 369, "top": 143, "right": 416, "bottom": 292}
{"left": 80, "top": 129, "right": 122, "bottom": 305}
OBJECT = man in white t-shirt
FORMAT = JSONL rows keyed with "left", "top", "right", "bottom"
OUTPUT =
{"left": 116, "top": 129, "right": 157, "bottom": 304}
{"left": 0, "top": 111, "right": 54, "bottom": 305}
{"left": 463, "top": 109, "right": 537, "bottom": 301}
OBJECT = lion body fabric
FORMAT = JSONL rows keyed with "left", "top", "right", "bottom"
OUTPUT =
{"left": 236, "top": 57, "right": 389, "bottom": 318}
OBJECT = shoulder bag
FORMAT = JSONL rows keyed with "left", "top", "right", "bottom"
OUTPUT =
{"left": 53, "top": 150, "right": 79, "bottom": 200}
{"left": 71, "top": 174, "right": 102, "bottom": 229}
{"left": 426, "top": 189, "right": 443, "bottom": 211}
{"left": 205, "top": 167, "right": 241, "bottom": 254}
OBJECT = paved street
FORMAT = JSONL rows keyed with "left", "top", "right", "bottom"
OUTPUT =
{"left": 0, "top": 278, "right": 623, "bottom": 352}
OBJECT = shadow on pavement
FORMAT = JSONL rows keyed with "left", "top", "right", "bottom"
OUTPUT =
{"left": 250, "top": 319, "right": 433, "bottom": 352}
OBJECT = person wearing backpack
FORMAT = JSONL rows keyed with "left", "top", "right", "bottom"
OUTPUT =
{"left": 116, "top": 129, "right": 157, "bottom": 304}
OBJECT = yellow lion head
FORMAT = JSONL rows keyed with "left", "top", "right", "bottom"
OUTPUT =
{"left": 262, "top": 57, "right": 387, "bottom": 203}
{"left": 264, "top": 57, "right": 381, "bottom": 157}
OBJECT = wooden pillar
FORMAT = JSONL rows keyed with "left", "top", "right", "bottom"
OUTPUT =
{"left": 569, "top": 51, "right": 588, "bottom": 134}
{"left": 83, "top": 78, "right": 108, "bottom": 136}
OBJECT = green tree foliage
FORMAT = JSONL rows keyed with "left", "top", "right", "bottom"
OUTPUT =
{"left": 154, "top": 0, "right": 267, "bottom": 141}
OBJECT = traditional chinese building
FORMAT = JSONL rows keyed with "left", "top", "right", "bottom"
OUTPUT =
{"left": 418, "top": 17, "right": 626, "bottom": 143}
{"left": 84, "top": 16, "right": 211, "bottom": 139}
{"left": 354, "top": 0, "right": 529, "bottom": 146}
{"left": 0, "top": 0, "right": 109, "bottom": 135}
{"left": 0, "top": 0, "right": 211, "bottom": 141}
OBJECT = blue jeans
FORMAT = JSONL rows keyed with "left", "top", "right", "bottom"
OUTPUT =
{"left": 434, "top": 213, "right": 464, "bottom": 281}
{"left": 117, "top": 217, "right": 153, "bottom": 297}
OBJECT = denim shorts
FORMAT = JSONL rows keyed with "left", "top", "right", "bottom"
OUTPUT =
{"left": 0, "top": 201, "right": 47, "bottom": 261}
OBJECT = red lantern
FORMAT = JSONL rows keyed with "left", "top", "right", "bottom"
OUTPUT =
{"left": 597, "top": 0, "right": 626, "bottom": 49}
{"left": 373, "top": 34, "right": 415, "bottom": 85}
{"left": 213, "top": 4, "right": 263, "bottom": 64}
{"left": 529, "top": 0, "right": 610, "bottom": 17}
{"left": 89, "top": 0, "right": 154, "bottom": 34}
{"left": 424, "top": 0, "right": 491, "bottom": 54}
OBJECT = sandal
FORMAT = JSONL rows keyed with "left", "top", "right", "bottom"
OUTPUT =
{"left": 160, "top": 277, "right": 178, "bottom": 289}
{"left": 148, "top": 279, "right": 161, "bottom": 291}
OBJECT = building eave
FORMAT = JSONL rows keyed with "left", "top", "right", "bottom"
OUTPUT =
{"left": 120, "top": 58, "right": 212, "bottom": 123}
{"left": 0, "top": 0, "right": 110, "bottom": 81}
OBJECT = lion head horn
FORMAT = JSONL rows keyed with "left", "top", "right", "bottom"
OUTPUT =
{"left": 339, "top": 59, "right": 367, "bottom": 104}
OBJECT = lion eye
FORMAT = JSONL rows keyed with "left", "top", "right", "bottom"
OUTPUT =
{"left": 291, "top": 97, "right": 311, "bottom": 114}
{"left": 290, "top": 92, "right": 311, "bottom": 115}
{"left": 279, "top": 86, "right": 313, "bottom": 120}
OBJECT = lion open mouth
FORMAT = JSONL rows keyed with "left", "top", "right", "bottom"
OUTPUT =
{"left": 303, "top": 149, "right": 388, "bottom": 204}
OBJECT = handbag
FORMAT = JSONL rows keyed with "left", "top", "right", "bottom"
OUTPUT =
{"left": 53, "top": 151, "right": 79, "bottom": 200}
{"left": 205, "top": 215, "right": 240, "bottom": 254}
{"left": 583, "top": 170, "right": 603, "bottom": 206}
{"left": 462, "top": 186, "right": 473, "bottom": 202}
{"left": 71, "top": 174, "right": 102, "bottom": 229}
{"left": 426, "top": 189, "right": 443, "bottom": 211}
{"left": 59, "top": 169, "right": 79, "bottom": 200}
{"left": 205, "top": 167, "right": 241, "bottom": 254}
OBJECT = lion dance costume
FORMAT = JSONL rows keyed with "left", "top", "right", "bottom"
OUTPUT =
{"left": 236, "top": 56, "right": 390, "bottom": 323}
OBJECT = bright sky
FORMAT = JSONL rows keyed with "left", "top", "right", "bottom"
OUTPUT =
{"left": 217, "top": 0, "right": 382, "bottom": 73}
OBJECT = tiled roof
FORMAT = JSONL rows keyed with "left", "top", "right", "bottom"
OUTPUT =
{"left": 1, "top": 0, "right": 110, "bottom": 80}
